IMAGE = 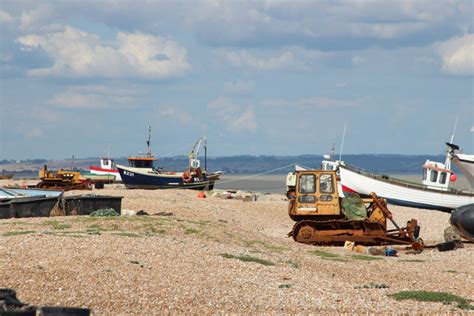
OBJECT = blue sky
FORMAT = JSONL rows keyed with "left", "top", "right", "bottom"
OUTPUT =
{"left": 0, "top": 0, "right": 472, "bottom": 160}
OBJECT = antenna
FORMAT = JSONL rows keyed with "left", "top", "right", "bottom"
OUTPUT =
{"left": 146, "top": 125, "right": 152, "bottom": 157}
{"left": 339, "top": 123, "right": 347, "bottom": 161}
{"left": 204, "top": 137, "right": 207, "bottom": 172}
{"left": 449, "top": 114, "right": 459, "bottom": 144}
{"left": 445, "top": 114, "right": 459, "bottom": 169}
{"left": 330, "top": 142, "right": 335, "bottom": 159}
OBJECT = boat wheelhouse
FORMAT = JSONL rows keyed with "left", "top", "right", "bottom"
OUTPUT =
{"left": 421, "top": 160, "right": 455, "bottom": 191}
{"left": 89, "top": 156, "right": 122, "bottom": 182}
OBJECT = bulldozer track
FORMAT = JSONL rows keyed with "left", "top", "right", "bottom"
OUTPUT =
{"left": 290, "top": 219, "right": 415, "bottom": 246}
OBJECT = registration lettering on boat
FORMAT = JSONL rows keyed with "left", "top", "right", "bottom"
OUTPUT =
{"left": 124, "top": 171, "right": 134, "bottom": 177}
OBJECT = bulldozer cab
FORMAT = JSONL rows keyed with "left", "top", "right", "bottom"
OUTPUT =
{"left": 292, "top": 170, "right": 341, "bottom": 216}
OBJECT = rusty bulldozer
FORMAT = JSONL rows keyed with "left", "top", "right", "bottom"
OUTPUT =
{"left": 37, "top": 165, "right": 91, "bottom": 191}
{"left": 287, "top": 169, "right": 423, "bottom": 249}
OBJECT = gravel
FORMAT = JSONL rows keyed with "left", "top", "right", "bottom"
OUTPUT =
{"left": 0, "top": 182, "right": 472, "bottom": 314}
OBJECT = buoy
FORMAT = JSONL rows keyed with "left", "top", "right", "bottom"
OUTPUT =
{"left": 450, "top": 173, "right": 457, "bottom": 182}
{"left": 182, "top": 171, "right": 192, "bottom": 183}
{"left": 197, "top": 192, "right": 206, "bottom": 199}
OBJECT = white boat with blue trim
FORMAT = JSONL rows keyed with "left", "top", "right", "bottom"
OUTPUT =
{"left": 337, "top": 143, "right": 474, "bottom": 212}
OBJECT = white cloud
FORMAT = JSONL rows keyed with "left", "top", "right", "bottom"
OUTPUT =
{"left": 4, "top": 1, "right": 470, "bottom": 52}
{"left": 437, "top": 34, "right": 474, "bottom": 75}
{"left": 24, "top": 127, "right": 44, "bottom": 139}
{"left": 262, "top": 96, "right": 362, "bottom": 108}
{"left": 16, "top": 26, "right": 191, "bottom": 79}
{"left": 158, "top": 106, "right": 192, "bottom": 125}
{"left": 223, "top": 80, "right": 255, "bottom": 95}
{"left": 350, "top": 21, "right": 428, "bottom": 40}
{"left": 48, "top": 85, "right": 142, "bottom": 109}
{"left": 352, "top": 55, "right": 364, "bottom": 66}
{"left": 233, "top": 108, "right": 257, "bottom": 132}
{"left": 190, "top": 0, "right": 469, "bottom": 49}
{"left": 0, "top": 10, "right": 14, "bottom": 24}
{"left": 219, "top": 47, "right": 326, "bottom": 71}
{"left": 19, "top": 4, "right": 54, "bottom": 31}
{"left": 221, "top": 50, "right": 299, "bottom": 70}
{"left": 207, "top": 97, "right": 257, "bottom": 133}
{"left": 297, "top": 97, "right": 361, "bottom": 108}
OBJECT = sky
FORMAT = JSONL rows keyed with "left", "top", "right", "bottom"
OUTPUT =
{"left": 0, "top": 0, "right": 473, "bottom": 160}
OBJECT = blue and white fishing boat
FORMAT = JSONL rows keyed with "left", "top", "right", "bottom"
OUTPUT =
{"left": 116, "top": 127, "right": 222, "bottom": 190}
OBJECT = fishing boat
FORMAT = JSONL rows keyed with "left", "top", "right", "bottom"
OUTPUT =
{"left": 337, "top": 154, "right": 474, "bottom": 212}
{"left": 446, "top": 143, "right": 474, "bottom": 188}
{"left": 453, "top": 154, "right": 474, "bottom": 187}
{"left": 89, "top": 157, "right": 122, "bottom": 182}
{"left": 116, "top": 127, "right": 222, "bottom": 190}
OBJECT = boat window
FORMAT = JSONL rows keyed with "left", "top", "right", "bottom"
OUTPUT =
{"left": 129, "top": 160, "right": 153, "bottom": 168}
{"left": 430, "top": 170, "right": 438, "bottom": 182}
{"left": 319, "top": 174, "right": 334, "bottom": 193}
{"left": 298, "top": 174, "right": 316, "bottom": 194}
{"left": 423, "top": 169, "right": 427, "bottom": 181}
{"left": 439, "top": 172, "right": 447, "bottom": 184}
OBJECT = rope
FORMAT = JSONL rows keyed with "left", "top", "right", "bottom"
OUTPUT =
{"left": 215, "top": 163, "right": 296, "bottom": 185}
{"left": 176, "top": 163, "right": 297, "bottom": 190}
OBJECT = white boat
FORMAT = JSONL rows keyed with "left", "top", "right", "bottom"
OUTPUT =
{"left": 89, "top": 157, "right": 122, "bottom": 182}
{"left": 338, "top": 161, "right": 474, "bottom": 212}
{"left": 446, "top": 143, "right": 474, "bottom": 188}
{"left": 452, "top": 153, "right": 474, "bottom": 188}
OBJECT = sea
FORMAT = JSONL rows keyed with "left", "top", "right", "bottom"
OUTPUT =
{"left": 214, "top": 173, "right": 471, "bottom": 194}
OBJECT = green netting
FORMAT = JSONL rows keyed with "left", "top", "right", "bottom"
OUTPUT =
{"left": 341, "top": 193, "right": 367, "bottom": 220}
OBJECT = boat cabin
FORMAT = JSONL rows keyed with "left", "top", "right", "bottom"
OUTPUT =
{"left": 422, "top": 160, "right": 453, "bottom": 190}
{"left": 127, "top": 157, "right": 156, "bottom": 169}
{"left": 321, "top": 154, "right": 341, "bottom": 172}
{"left": 100, "top": 157, "right": 116, "bottom": 170}
{"left": 321, "top": 160, "right": 339, "bottom": 171}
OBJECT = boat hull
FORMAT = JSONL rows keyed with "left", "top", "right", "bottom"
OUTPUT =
{"left": 339, "top": 165, "right": 474, "bottom": 212}
{"left": 452, "top": 154, "right": 474, "bottom": 188}
{"left": 116, "top": 165, "right": 219, "bottom": 190}
{"left": 89, "top": 166, "right": 122, "bottom": 182}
